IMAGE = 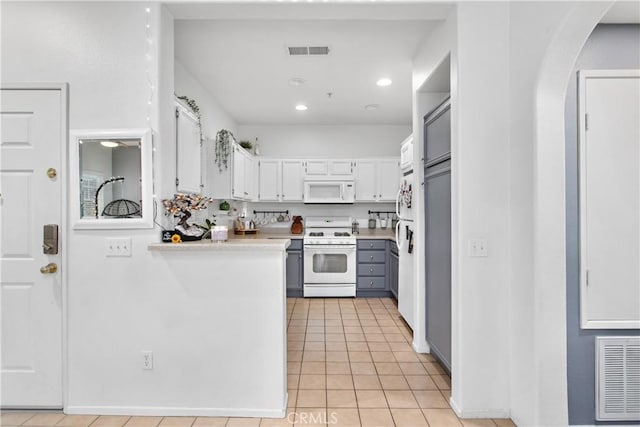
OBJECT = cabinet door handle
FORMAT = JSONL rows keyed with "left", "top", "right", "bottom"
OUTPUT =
{"left": 379, "top": 194, "right": 382, "bottom": 198}
{"left": 370, "top": 255, "right": 374, "bottom": 261}
{"left": 369, "top": 268, "right": 374, "bottom": 272}
{"left": 370, "top": 281, "right": 374, "bottom": 287}
{"left": 369, "top": 243, "right": 374, "bottom": 248}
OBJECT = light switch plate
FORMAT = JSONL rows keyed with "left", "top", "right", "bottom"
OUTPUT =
{"left": 105, "top": 237, "right": 132, "bottom": 257}
{"left": 468, "top": 238, "right": 488, "bottom": 257}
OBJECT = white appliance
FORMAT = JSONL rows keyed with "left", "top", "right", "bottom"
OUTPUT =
{"left": 395, "top": 169, "right": 415, "bottom": 328}
{"left": 400, "top": 134, "right": 414, "bottom": 172}
{"left": 303, "top": 180, "right": 355, "bottom": 204}
{"left": 303, "top": 217, "right": 357, "bottom": 297}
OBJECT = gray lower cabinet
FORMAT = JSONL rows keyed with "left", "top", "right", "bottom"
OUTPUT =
{"left": 389, "top": 245, "right": 399, "bottom": 299}
{"left": 286, "top": 239, "right": 303, "bottom": 297}
{"left": 356, "top": 239, "right": 392, "bottom": 297}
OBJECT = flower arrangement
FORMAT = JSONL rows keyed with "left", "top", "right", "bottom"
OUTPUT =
{"left": 215, "top": 129, "right": 234, "bottom": 171}
{"left": 162, "top": 193, "right": 213, "bottom": 239}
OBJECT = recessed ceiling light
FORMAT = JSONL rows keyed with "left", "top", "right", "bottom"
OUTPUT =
{"left": 295, "top": 104, "right": 308, "bottom": 111}
{"left": 100, "top": 141, "right": 120, "bottom": 148}
{"left": 289, "top": 77, "right": 306, "bottom": 86}
{"left": 364, "top": 104, "right": 380, "bottom": 111}
{"left": 376, "top": 78, "right": 392, "bottom": 87}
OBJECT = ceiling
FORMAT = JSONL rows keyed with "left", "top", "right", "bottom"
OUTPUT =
{"left": 171, "top": 3, "right": 447, "bottom": 126}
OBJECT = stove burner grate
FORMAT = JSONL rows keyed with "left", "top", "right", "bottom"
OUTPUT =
{"left": 309, "top": 232, "right": 324, "bottom": 237}
{"left": 334, "top": 232, "right": 351, "bottom": 237}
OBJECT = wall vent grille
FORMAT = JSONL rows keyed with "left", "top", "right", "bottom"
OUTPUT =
{"left": 287, "top": 46, "right": 330, "bottom": 56}
{"left": 596, "top": 337, "right": 640, "bottom": 421}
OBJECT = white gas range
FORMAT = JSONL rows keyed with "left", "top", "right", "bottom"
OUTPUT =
{"left": 303, "top": 217, "right": 357, "bottom": 297}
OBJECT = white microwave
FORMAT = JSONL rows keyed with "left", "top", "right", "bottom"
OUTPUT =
{"left": 304, "top": 180, "right": 355, "bottom": 204}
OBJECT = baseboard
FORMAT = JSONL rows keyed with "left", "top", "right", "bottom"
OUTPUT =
{"left": 412, "top": 341, "right": 430, "bottom": 353}
{"left": 449, "top": 397, "right": 510, "bottom": 419}
{"left": 64, "top": 405, "right": 287, "bottom": 418}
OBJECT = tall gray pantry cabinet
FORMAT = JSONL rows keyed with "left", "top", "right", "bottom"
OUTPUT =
{"left": 423, "top": 98, "right": 452, "bottom": 373}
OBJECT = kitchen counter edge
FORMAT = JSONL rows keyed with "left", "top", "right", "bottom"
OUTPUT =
{"left": 148, "top": 238, "right": 291, "bottom": 251}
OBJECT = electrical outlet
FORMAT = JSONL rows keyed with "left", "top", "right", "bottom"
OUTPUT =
{"left": 142, "top": 351, "right": 153, "bottom": 370}
{"left": 468, "top": 238, "right": 488, "bottom": 257}
{"left": 105, "top": 237, "right": 132, "bottom": 257}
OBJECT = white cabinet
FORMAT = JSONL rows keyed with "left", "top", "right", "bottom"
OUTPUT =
{"left": 304, "top": 159, "right": 353, "bottom": 177}
{"left": 258, "top": 159, "right": 304, "bottom": 202}
{"left": 259, "top": 159, "right": 281, "bottom": 201}
{"left": 211, "top": 143, "right": 255, "bottom": 201}
{"left": 175, "top": 101, "right": 201, "bottom": 194}
{"left": 245, "top": 154, "right": 256, "bottom": 201}
{"left": 355, "top": 160, "right": 377, "bottom": 202}
{"left": 232, "top": 146, "right": 245, "bottom": 199}
{"left": 281, "top": 160, "right": 304, "bottom": 201}
{"left": 329, "top": 160, "right": 353, "bottom": 175}
{"left": 378, "top": 159, "right": 400, "bottom": 201}
{"left": 354, "top": 158, "right": 400, "bottom": 202}
{"left": 305, "top": 160, "right": 329, "bottom": 176}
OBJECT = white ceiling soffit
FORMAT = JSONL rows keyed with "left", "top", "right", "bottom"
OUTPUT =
{"left": 601, "top": 1, "right": 640, "bottom": 23}
{"left": 174, "top": 18, "right": 439, "bottom": 125}
{"left": 165, "top": 2, "right": 454, "bottom": 21}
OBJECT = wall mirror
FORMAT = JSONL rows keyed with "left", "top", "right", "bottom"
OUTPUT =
{"left": 70, "top": 129, "right": 153, "bottom": 229}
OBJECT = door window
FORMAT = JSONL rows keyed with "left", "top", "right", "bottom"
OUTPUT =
{"left": 312, "top": 254, "right": 348, "bottom": 273}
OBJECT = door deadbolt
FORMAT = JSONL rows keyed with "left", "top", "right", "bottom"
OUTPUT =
{"left": 43, "top": 224, "right": 59, "bottom": 254}
{"left": 46, "top": 168, "right": 57, "bottom": 179}
{"left": 40, "top": 263, "right": 58, "bottom": 274}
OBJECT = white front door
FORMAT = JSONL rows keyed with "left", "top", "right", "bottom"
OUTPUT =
{"left": 1, "top": 88, "right": 64, "bottom": 407}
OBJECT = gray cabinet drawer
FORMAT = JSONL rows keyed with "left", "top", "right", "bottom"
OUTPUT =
{"left": 357, "top": 240, "right": 386, "bottom": 250}
{"left": 287, "top": 239, "right": 303, "bottom": 251}
{"left": 357, "top": 276, "right": 386, "bottom": 290}
{"left": 358, "top": 263, "right": 386, "bottom": 277}
{"left": 357, "top": 250, "right": 386, "bottom": 264}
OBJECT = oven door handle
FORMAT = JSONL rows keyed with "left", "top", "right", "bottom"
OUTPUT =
{"left": 304, "top": 245, "right": 356, "bottom": 251}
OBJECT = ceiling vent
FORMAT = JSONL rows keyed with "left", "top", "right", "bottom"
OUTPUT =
{"left": 596, "top": 337, "right": 640, "bottom": 421}
{"left": 287, "top": 46, "right": 330, "bottom": 56}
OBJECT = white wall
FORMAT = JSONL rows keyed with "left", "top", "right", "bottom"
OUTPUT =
{"left": 112, "top": 146, "right": 142, "bottom": 204}
{"left": 237, "top": 124, "right": 411, "bottom": 158}
{"left": 81, "top": 142, "right": 114, "bottom": 204}
{"left": 175, "top": 61, "right": 238, "bottom": 141}
{"left": 411, "top": 2, "right": 612, "bottom": 425}
{"left": 454, "top": 2, "right": 511, "bottom": 418}
{"left": 1, "top": 1, "right": 235, "bottom": 414}
{"left": 506, "top": 3, "right": 575, "bottom": 424}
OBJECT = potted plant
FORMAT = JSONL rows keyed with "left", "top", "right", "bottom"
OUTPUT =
{"left": 238, "top": 140, "right": 253, "bottom": 151}
{"left": 215, "top": 129, "right": 234, "bottom": 171}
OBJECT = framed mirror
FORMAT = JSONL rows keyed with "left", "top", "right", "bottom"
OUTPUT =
{"left": 70, "top": 129, "right": 153, "bottom": 229}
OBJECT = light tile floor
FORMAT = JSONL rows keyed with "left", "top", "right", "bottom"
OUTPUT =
{"left": 1, "top": 298, "right": 516, "bottom": 427}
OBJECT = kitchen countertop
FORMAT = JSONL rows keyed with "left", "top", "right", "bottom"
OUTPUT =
{"left": 148, "top": 238, "right": 290, "bottom": 251}
{"left": 228, "top": 228, "right": 396, "bottom": 242}
{"left": 148, "top": 229, "right": 396, "bottom": 249}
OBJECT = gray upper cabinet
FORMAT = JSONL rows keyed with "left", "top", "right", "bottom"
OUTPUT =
{"left": 424, "top": 101, "right": 451, "bottom": 166}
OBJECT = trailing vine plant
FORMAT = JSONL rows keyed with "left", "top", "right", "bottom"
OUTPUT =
{"left": 215, "top": 129, "right": 234, "bottom": 171}
{"left": 176, "top": 94, "right": 202, "bottom": 144}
